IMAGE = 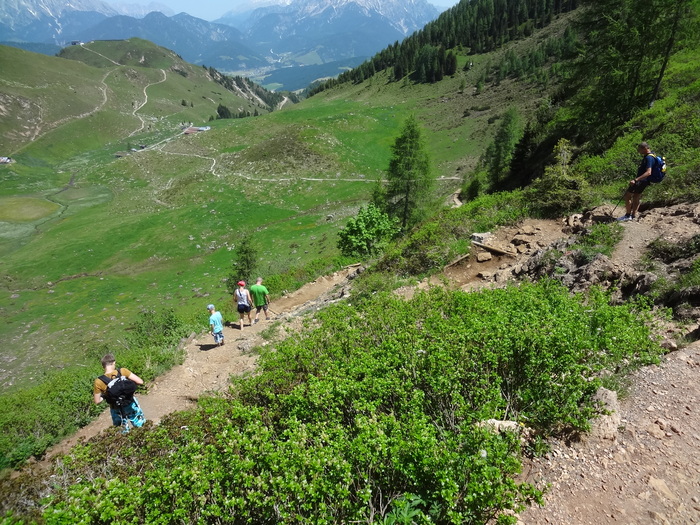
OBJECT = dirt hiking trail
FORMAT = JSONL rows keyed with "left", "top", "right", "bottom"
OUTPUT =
{"left": 42, "top": 205, "right": 700, "bottom": 524}
{"left": 517, "top": 204, "right": 700, "bottom": 525}
{"left": 46, "top": 267, "right": 359, "bottom": 459}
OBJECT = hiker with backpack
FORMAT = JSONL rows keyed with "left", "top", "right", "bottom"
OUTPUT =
{"left": 93, "top": 353, "right": 146, "bottom": 432}
{"left": 618, "top": 142, "right": 666, "bottom": 221}
{"left": 234, "top": 280, "right": 254, "bottom": 330}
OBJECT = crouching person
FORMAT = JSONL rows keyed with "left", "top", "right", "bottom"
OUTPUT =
{"left": 93, "top": 353, "right": 146, "bottom": 432}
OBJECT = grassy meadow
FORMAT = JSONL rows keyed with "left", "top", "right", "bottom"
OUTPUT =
{"left": 0, "top": 29, "right": 558, "bottom": 395}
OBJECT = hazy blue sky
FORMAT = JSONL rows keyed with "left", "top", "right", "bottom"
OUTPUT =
{"left": 105, "top": 0, "right": 461, "bottom": 22}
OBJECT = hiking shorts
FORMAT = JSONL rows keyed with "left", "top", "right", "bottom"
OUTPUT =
{"left": 628, "top": 179, "right": 651, "bottom": 194}
{"left": 255, "top": 304, "right": 268, "bottom": 313}
{"left": 238, "top": 304, "right": 251, "bottom": 314}
{"left": 110, "top": 398, "right": 145, "bottom": 431}
{"left": 213, "top": 331, "right": 224, "bottom": 344}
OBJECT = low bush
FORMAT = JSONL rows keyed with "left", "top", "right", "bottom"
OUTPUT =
{"left": 647, "top": 233, "right": 700, "bottom": 263}
{"left": 377, "top": 191, "right": 528, "bottom": 276}
{"left": 263, "top": 255, "right": 353, "bottom": 297}
{"left": 41, "top": 281, "right": 660, "bottom": 524}
{"left": 570, "top": 222, "right": 623, "bottom": 265}
{"left": 349, "top": 270, "right": 409, "bottom": 304}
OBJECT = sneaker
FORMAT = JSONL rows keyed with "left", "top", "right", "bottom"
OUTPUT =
{"left": 617, "top": 214, "right": 631, "bottom": 222}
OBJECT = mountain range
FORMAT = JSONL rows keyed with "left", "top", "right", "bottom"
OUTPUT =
{"left": 0, "top": 0, "right": 443, "bottom": 90}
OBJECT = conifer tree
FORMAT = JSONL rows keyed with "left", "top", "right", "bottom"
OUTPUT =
{"left": 567, "top": 0, "right": 694, "bottom": 147}
{"left": 483, "top": 107, "right": 522, "bottom": 190}
{"left": 226, "top": 235, "right": 258, "bottom": 293}
{"left": 375, "top": 116, "right": 435, "bottom": 230}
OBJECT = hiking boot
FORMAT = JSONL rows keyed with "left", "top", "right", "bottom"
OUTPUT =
{"left": 617, "top": 214, "right": 632, "bottom": 222}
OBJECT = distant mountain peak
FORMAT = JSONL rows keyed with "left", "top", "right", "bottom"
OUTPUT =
{"left": 0, "top": 0, "right": 117, "bottom": 40}
{"left": 3, "top": 0, "right": 118, "bottom": 19}
{"left": 108, "top": 2, "right": 175, "bottom": 18}
{"left": 2, "top": 0, "right": 441, "bottom": 91}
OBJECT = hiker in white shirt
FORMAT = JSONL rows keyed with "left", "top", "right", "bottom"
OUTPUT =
{"left": 234, "top": 280, "right": 253, "bottom": 330}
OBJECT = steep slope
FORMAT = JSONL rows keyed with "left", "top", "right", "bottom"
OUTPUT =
{"left": 0, "top": 45, "right": 113, "bottom": 153}
{"left": 4, "top": 206, "right": 700, "bottom": 524}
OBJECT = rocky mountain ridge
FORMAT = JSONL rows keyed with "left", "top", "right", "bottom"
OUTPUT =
{"left": 235, "top": 0, "right": 439, "bottom": 35}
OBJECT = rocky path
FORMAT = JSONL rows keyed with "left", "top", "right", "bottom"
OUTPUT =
{"left": 518, "top": 204, "right": 700, "bottom": 525}
{"left": 518, "top": 343, "right": 700, "bottom": 524}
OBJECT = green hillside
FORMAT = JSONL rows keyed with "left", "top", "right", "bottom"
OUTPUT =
{"left": 0, "top": 21, "right": 568, "bottom": 397}
{"left": 1, "top": 0, "right": 699, "bottom": 520}
{"left": 0, "top": 41, "right": 294, "bottom": 390}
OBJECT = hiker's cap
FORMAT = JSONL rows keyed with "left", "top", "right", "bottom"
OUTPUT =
{"left": 238, "top": 280, "right": 245, "bottom": 286}
{"left": 207, "top": 304, "right": 215, "bottom": 310}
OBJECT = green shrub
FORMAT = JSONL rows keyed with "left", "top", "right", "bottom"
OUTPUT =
{"left": 647, "top": 233, "right": 700, "bottom": 263}
{"left": 377, "top": 191, "right": 528, "bottom": 276}
{"left": 350, "top": 270, "right": 407, "bottom": 304}
{"left": 570, "top": 222, "right": 624, "bottom": 264}
{"left": 527, "top": 139, "right": 592, "bottom": 217}
{"left": 41, "top": 282, "right": 660, "bottom": 524}
{"left": 679, "top": 259, "right": 700, "bottom": 288}
{"left": 337, "top": 204, "right": 400, "bottom": 257}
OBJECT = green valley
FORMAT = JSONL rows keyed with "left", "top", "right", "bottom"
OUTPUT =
{"left": 1, "top": 0, "right": 700, "bottom": 520}
{"left": 0, "top": 27, "right": 558, "bottom": 393}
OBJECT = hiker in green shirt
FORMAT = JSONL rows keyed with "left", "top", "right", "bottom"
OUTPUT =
{"left": 250, "top": 276, "right": 270, "bottom": 324}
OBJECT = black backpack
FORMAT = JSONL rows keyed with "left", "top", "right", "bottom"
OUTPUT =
{"left": 98, "top": 369, "right": 137, "bottom": 408}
